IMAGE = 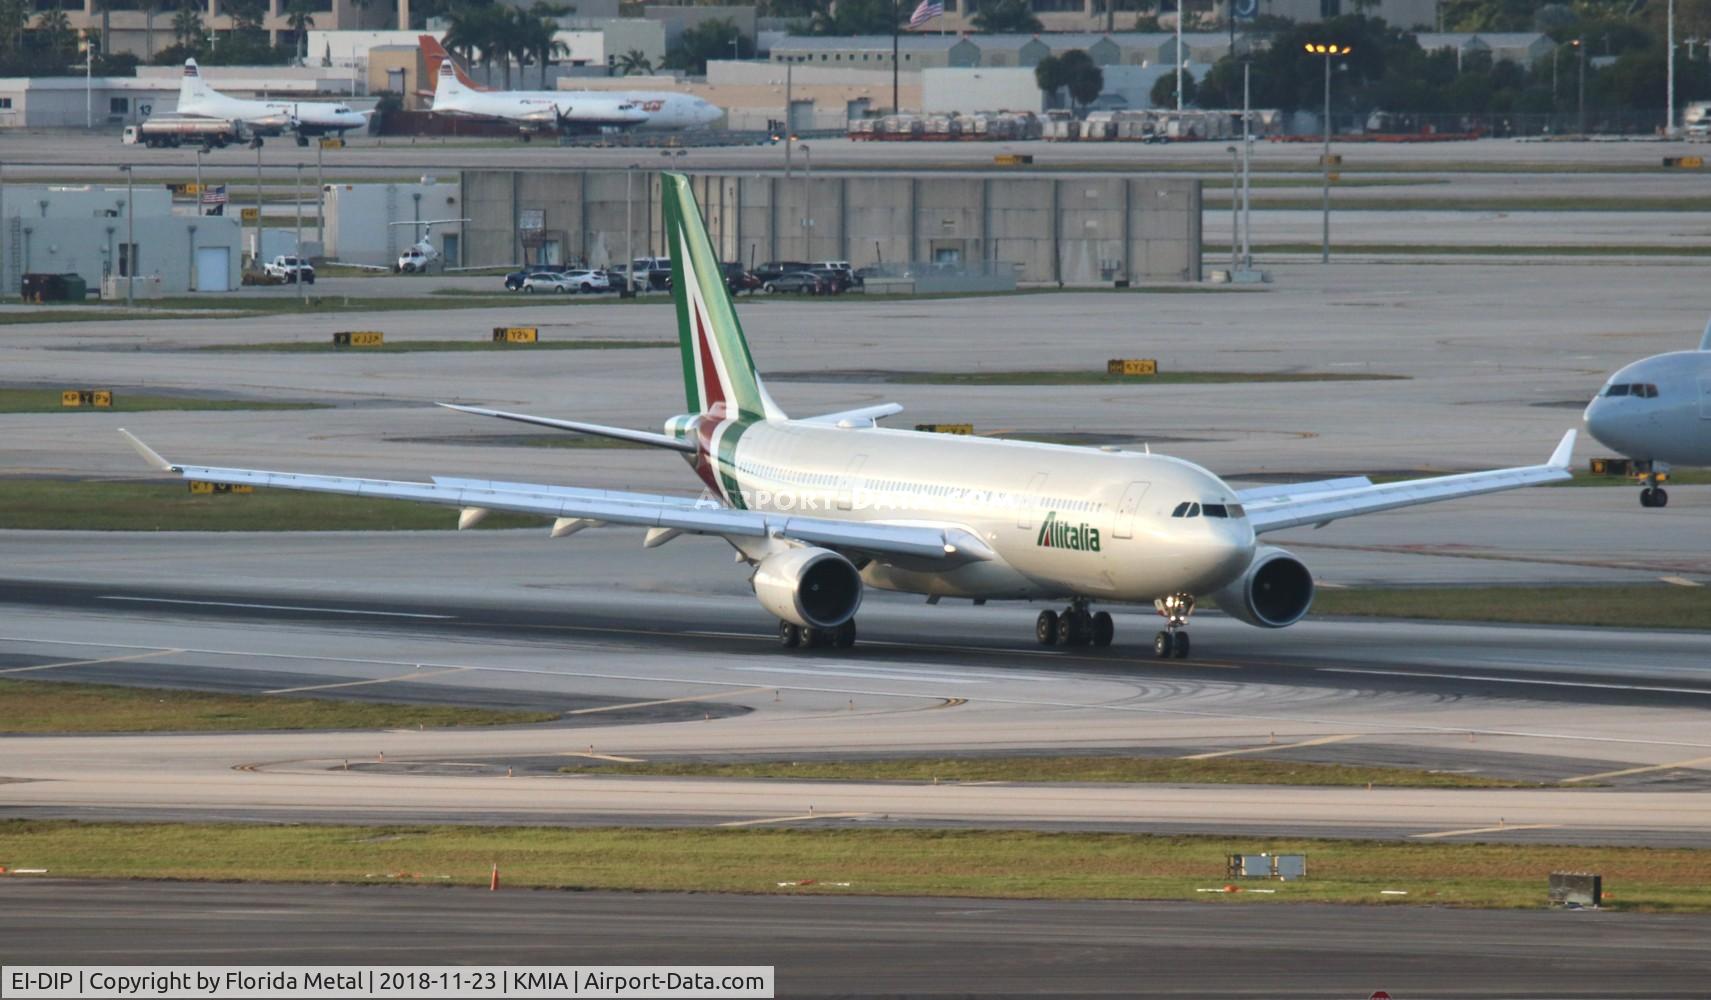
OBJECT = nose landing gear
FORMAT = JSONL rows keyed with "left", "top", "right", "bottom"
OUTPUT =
{"left": 1639, "top": 470, "right": 1670, "bottom": 508}
{"left": 1152, "top": 594, "right": 1195, "bottom": 658}
{"left": 1035, "top": 601, "right": 1115, "bottom": 648}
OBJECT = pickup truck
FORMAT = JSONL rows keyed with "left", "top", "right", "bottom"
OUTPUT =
{"left": 263, "top": 255, "right": 315, "bottom": 284}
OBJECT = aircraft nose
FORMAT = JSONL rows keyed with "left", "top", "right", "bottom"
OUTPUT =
{"left": 1185, "top": 520, "right": 1255, "bottom": 594}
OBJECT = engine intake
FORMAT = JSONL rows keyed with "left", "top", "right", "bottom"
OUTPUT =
{"left": 1210, "top": 545, "right": 1314, "bottom": 629}
{"left": 752, "top": 547, "right": 863, "bottom": 629}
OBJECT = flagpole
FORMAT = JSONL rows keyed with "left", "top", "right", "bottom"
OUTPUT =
{"left": 893, "top": 0, "right": 900, "bottom": 113}
{"left": 1176, "top": 0, "right": 1184, "bottom": 113}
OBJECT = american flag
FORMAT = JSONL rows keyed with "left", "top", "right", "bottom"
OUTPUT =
{"left": 909, "top": 0, "right": 944, "bottom": 28}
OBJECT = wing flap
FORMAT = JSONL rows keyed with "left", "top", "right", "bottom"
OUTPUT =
{"left": 1246, "top": 431, "right": 1575, "bottom": 534}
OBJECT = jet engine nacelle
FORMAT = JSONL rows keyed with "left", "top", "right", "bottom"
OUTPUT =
{"left": 1210, "top": 545, "right": 1314, "bottom": 629}
{"left": 752, "top": 546, "right": 863, "bottom": 629}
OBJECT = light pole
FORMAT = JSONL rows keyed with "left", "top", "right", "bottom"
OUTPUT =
{"left": 84, "top": 32, "right": 92, "bottom": 130}
{"left": 1224, "top": 145, "right": 1238, "bottom": 274}
{"left": 193, "top": 147, "right": 204, "bottom": 211}
{"left": 800, "top": 143, "right": 812, "bottom": 261}
{"left": 624, "top": 163, "right": 637, "bottom": 296}
{"left": 784, "top": 60, "right": 794, "bottom": 180}
{"left": 315, "top": 138, "right": 324, "bottom": 248}
{"left": 118, "top": 164, "right": 133, "bottom": 306}
{"left": 1575, "top": 37, "right": 1585, "bottom": 135}
{"left": 252, "top": 138, "right": 263, "bottom": 270}
{"left": 294, "top": 162, "right": 305, "bottom": 304}
{"left": 1240, "top": 59, "right": 1252, "bottom": 270}
{"left": 1668, "top": 0, "right": 1676, "bottom": 135}
{"left": 1305, "top": 42, "right": 1351, "bottom": 265}
{"left": 1174, "top": 0, "right": 1184, "bottom": 113}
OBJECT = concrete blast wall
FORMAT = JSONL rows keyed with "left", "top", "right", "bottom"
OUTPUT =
{"left": 460, "top": 170, "right": 1200, "bottom": 285}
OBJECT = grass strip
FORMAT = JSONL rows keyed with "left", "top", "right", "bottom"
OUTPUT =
{"left": 802, "top": 370, "right": 1404, "bottom": 386}
{"left": 0, "top": 480, "right": 550, "bottom": 532}
{"left": 0, "top": 389, "right": 325, "bottom": 414}
{"left": 195, "top": 339, "right": 673, "bottom": 354}
{"left": 0, "top": 309, "right": 224, "bottom": 326}
{"left": 1254, "top": 242, "right": 1711, "bottom": 257}
{"left": 1207, "top": 196, "right": 1711, "bottom": 212}
{"left": 0, "top": 679, "right": 554, "bottom": 733}
{"left": 1, "top": 822, "right": 1705, "bottom": 910}
{"left": 558, "top": 756, "right": 1533, "bottom": 788}
{"left": 1312, "top": 585, "right": 1710, "bottom": 630}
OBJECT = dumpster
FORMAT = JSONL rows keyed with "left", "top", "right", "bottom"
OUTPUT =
{"left": 20, "top": 273, "right": 88, "bottom": 302}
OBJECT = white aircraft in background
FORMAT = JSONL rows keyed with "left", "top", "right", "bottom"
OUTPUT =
{"left": 176, "top": 59, "right": 369, "bottom": 146}
{"left": 121, "top": 173, "right": 1577, "bottom": 658}
{"left": 1584, "top": 318, "right": 1711, "bottom": 508}
{"left": 429, "top": 60, "right": 648, "bottom": 134}
{"left": 420, "top": 36, "right": 722, "bottom": 131}
{"left": 390, "top": 218, "right": 470, "bottom": 273}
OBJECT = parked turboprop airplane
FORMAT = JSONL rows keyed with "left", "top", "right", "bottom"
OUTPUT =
{"left": 119, "top": 174, "right": 1577, "bottom": 657}
{"left": 428, "top": 60, "right": 648, "bottom": 133}
{"left": 176, "top": 60, "right": 369, "bottom": 146}
{"left": 419, "top": 35, "right": 722, "bottom": 131}
{"left": 1583, "top": 318, "right": 1711, "bottom": 507}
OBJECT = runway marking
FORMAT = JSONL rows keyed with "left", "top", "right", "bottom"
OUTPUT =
{"left": 1659, "top": 576, "right": 1703, "bottom": 588}
{"left": 1562, "top": 755, "right": 1711, "bottom": 784}
{"left": 718, "top": 812, "right": 871, "bottom": 828}
{"left": 1318, "top": 667, "right": 1711, "bottom": 698}
{"left": 262, "top": 667, "right": 471, "bottom": 695}
{"left": 732, "top": 665, "right": 985, "bottom": 685}
{"left": 1180, "top": 734, "right": 1360, "bottom": 760}
{"left": 0, "top": 648, "right": 180, "bottom": 675}
{"left": 564, "top": 686, "right": 775, "bottom": 716}
{"left": 1411, "top": 824, "right": 1560, "bottom": 840}
{"left": 561, "top": 752, "right": 646, "bottom": 763}
{"left": 96, "top": 596, "right": 455, "bottom": 620}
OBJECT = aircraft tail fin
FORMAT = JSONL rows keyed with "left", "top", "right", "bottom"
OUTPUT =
{"left": 432, "top": 59, "right": 465, "bottom": 103}
{"left": 419, "top": 35, "right": 485, "bottom": 92}
{"left": 1700, "top": 313, "right": 1711, "bottom": 351}
{"left": 661, "top": 172, "right": 783, "bottom": 422}
{"left": 180, "top": 58, "right": 210, "bottom": 105}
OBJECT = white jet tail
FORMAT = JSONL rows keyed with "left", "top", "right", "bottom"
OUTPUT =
{"left": 1700, "top": 313, "right": 1711, "bottom": 351}
{"left": 432, "top": 60, "right": 466, "bottom": 108}
{"left": 180, "top": 58, "right": 211, "bottom": 107}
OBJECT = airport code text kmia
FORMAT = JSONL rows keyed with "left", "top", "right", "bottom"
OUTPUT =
{"left": 3, "top": 967, "right": 775, "bottom": 998}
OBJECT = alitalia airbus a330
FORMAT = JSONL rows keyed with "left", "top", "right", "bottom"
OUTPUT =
{"left": 121, "top": 174, "right": 1576, "bottom": 658}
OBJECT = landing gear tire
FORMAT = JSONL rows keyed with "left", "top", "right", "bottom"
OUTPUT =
{"left": 1172, "top": 631, "right": 1191, "bottom": 659}
{"left": 1641, "top": 486, "right": 1669, "bottom": 508}
{"left": 1092, "top": 611, "right": 1114, "bottom": 647}
{"left": 1035, "top": 610, "right": 1060, "bottom": 646}
{"left": 1153, "top": 631, "right": 1172, "bottom": 659}
{"left": 1063, "top": 607, "right": 1092, "bottom": 646}
{"left": 832, "top": 620, "right": 856, "bottom": 649}
{"left": 778, "top": 621, "right": 802, "bottom": 649}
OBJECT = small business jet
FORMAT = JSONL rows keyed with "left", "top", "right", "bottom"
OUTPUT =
{"left": 121, "top": 174, "right": 1576, "bottom": 658}
{"left": 176, "top": 60, "right": 368, "bottom": 146}
{"left": 389, "top": 218, "right": 470, "bottom": 273}
{"left": 420, "top": 35, "right": 722, "bottom": 131}
{"left": 1584, "top": 318, "right": 1711, "bottom": 507}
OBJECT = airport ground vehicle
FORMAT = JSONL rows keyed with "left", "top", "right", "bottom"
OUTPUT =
{"left": 122, "top": 114, "right": 243, "bottom": 149}
{"left": 263, "top": 255, "right": 315, "bottom": 284}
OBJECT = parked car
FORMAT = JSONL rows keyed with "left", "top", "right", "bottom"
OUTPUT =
{"left": 631, "top": 256, "right": 673, "bottom": 290}
{"left": 505, "top": 266, "right": 564, "bottom": 291}
{"left": 755, "top": 260, "right": 811, "bottom": 284}
{"left": 809, "top": 268, "right": 853, "bottom": 294}
{"left": 722, "top": 262, "right": 761, "bottom": 295}
{"left": 562, "top": 268, "right": 610, "bottom": 293}
{"left": 521, "top": 272, "right": 578, "bottom": 294}
{"left": 763, "top": 271, "right": 825, "bottom": 294}
{"left": 263, "top": 255, "right": 315, "bottom": 284}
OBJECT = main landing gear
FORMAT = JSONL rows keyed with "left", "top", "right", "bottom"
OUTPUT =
{"left": 1151, "top": 593, "right": 1195, "bottom": 659}
{"left": 1640, "top": 470, "right": 1669, "bottom": 508}
{"left": 1035, "top": 600, "right": 1115, "bottom": 648}
{"left": 778, "top": 619, "right": 857, "bottom": 650}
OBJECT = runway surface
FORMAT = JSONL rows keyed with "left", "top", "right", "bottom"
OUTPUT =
{"left": 2, "top": 880, "right": 1706, "bottom": 998}
{"left": 1, "top": 550, "right": 1707, "bottom": 845}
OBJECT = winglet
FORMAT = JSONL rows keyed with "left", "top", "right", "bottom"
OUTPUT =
{"left": 118, "top": 429, "right": 176, "bottom": 472}
{"left": 1547, "top": 429, "right": 1576, "bottom": 471}
{"left": 1700, "top": 313, "right": 1711, "bottom": 352}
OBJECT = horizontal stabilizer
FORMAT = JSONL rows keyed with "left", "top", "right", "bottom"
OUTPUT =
{"left": 438, "top": 403, "right": 696, "bottom": 453}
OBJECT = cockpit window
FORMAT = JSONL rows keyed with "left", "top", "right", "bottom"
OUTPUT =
{"left": 1603, "top": 384, "right": 1630, "bottom": 397}
{"left": 1636, "top": 383, "right": 1659, "bottom": 398}
{"left": 1187, "top": 503, "right": 1200, "bottom": 518}
{"left": 1202, "top": 504, "right": 1228, "bottom": 518}
{"left": 1171, "top": 502, "right": 1190, "bottom": 517}
{"left": 1227, "top": 503, "right": 1245, "bottom": 518}
{"left": 1604, "top": 383, "right": 1660, "bottom": 398}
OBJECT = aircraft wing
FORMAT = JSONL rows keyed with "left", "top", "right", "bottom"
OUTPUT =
{"left": 119, "top": 431, "right": 993, "bottom": 565}
{"left": 1243, "top": 431, "right": 1575, "bottom": 534}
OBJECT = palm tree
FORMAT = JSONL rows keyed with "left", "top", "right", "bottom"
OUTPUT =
{"left": 0, "top": 0, "right": 29, "bottom": 57}
{"left": 226, "top": 0, "right": 265, "bottom": 37}
{"left": 519, "top": 10, "right": 564, "bottom": 87}
{"left": 285, "top": 0, "right": 314, "bottom": 62}
{"left": 141, "top": 0, "right": 164, "bottom": 61}
{"left": 90, "top": 0, "right": 109, "bottom": 57}
{"left": 33, "top": 8, "right": 75, "bottom": 60}
{"left": 617, "top": 48, "right": 651, "bottom": 76}
{"left": 171, "top": 1, "right": 204, "bottom": 48}
{"left": 444, "top": 4, "right": 502, "bottom": 85}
